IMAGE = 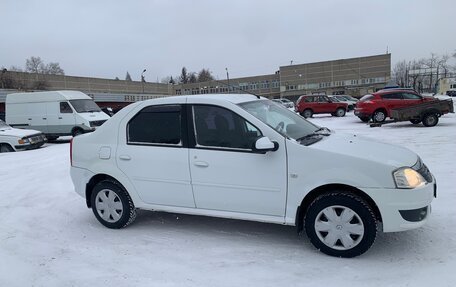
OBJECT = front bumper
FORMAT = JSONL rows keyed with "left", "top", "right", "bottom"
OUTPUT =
{"left": 363, "top": 179, "right": 435, "bottom": 233}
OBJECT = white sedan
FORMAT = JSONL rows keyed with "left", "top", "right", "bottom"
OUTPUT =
{"left": 0, "top": 119, "right": 47, "bottom": 152}
{"left": 70, "top": 94, "right": 435, "bottom": 257}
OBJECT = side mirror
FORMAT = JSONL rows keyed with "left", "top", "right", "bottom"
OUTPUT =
{"left": 254, "top": 137, "right": 279, "bottom": 153}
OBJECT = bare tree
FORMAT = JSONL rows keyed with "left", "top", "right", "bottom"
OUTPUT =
{"left": 26, "top": 56, "right": 45, "bottom": 73}
{"left": 393, "top": 60, "right": 408, "bottom": 87}
{"left": 43, "top": 62, "right": 64, "bottom": 75}
{"left": 197, "top": 68, "right": 214, "bottom": 82}
{"left": 188, "top": 72, "right": 197, "bottom": 83}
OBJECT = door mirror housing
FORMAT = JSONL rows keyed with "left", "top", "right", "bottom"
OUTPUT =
{"left": 254, "top": 137, "right": 278, "bottom": 153}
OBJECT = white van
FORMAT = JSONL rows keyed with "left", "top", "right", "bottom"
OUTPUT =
{"left": 6, "top": 90, "right": 110, "bottom": 139}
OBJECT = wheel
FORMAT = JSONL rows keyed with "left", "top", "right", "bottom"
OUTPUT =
{"left": 72, "top": 128, "right": 84, "bottom": 137}
{"left": 409, "top": 119, "right": 421, "bottom": 125}
{"left": 372, "top": 110, "right": 386, "bottom": 123}
{"left": 359, "top": 116, "right": 369, "bottom": 123}
{"left": 334, "top": 108, "right": 346, "bottom": 117}
{"left": 90, "top": 180, "right": 137, "bottom": 229}
{"left": 304, "top": 193, "right": 377, "bottom": 258}
{"left": 0, "top": 143, "right": 14, "bottom": 153}
{"left": 301, "top": 109, "right": 313, "bottom": 118}
{"left": 422, "top": 113, "right": 439, "bottom": 127}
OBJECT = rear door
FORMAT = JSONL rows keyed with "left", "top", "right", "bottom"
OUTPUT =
{"left": 116, "top": 104, "right": 195, "bottom": 208}
{"left": 381, "top": 93, "right": 403, "bottom": 115}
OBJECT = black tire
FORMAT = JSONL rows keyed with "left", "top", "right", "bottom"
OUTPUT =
{"left": 359, "top": 116, "right": 369, "bottom": 123}
{"left": 409, "top": 119, "right": 421, "bottom": 125}
{"left": 334, "top": 108, "right": 346, "bottom": 117}
{"left": 301, "top": 109, "right": 313, "bottom": 118}
{"left": 72, "top": 128, "right": 84, "bottom": 137}
{"left": 372, "top": 110, "right": 386, "bottom": 123}
{"left": 422, "top": 113, "right": 439, "bottom": 127}
{"left": 304, "top": 193, "right": 377, "bottom": 258}
{"left": 0, "top": 143, "right": 14, "bottom": 153}
{"left": 90, "top": 180, "right": 137, "bottom": 229}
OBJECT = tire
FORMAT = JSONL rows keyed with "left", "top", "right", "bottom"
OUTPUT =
{"left": 72, "top": 128, "right": 84, "bottom": 137}
{"left": 0, "top": 143, "right": 14, "bottom": 153}
{"left": 359, "top": 116, "right": 369, "bottom": 123}
{"left": 304, "top": 193, "right": 377, "bottom": 258}
{"left": 372, "top": 110, "right": 386, "bottom": 123}
{"left": 90, "top": 180, "right": 137, "bottom": 229}
{"left": 334, "top": 108, "right": 346, "bottom": 117}
{"left": 301, "top": 109, "right": 313, "bottom": 118}
{"left": 422, "top": 113, "right": 439, "bottom": 127}
{"left": 409, "top": 119, "right": 421, "bottom": 125}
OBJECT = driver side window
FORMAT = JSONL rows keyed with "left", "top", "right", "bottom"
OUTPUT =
{"left": 193, "top": 105, "right": 261, "bottom": 150}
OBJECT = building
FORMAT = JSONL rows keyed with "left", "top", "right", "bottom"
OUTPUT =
{"left": 437, "top": 77, "right": 456, "bottom": 95}
{"left": 0, "top": 53, "right": 391, "bottom": 113}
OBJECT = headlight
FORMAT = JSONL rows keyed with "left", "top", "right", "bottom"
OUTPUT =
{"left": 18, "top": 138, "right": 30, "bottom": 144}
{"left": 393, "top": 167, "right": 426, "bottom": 189}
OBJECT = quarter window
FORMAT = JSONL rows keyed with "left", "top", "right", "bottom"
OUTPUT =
{"left": 128, "top": 105, "right": 182, "bottom": 145}
{"left": 193, "top": 105, "right": 261, "bottom": 150}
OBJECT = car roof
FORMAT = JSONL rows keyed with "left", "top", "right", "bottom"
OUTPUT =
{"left": 375, "top": 88, "right": 418, "bottom": 94}
{"left": 141, "top": 93, "right": 265, "bottom": 106}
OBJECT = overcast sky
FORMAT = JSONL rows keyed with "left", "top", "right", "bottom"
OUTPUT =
{"left": 1, "top": 0, "right": 455, "bottom": 82}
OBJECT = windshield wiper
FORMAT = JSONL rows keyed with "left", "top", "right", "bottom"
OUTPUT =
{"left": 296, "top": 127, "right": 331, "bottom": 143}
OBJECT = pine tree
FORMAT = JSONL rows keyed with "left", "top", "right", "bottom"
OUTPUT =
{"left": 125, "top": 71, "right": 132, "bottom": 81}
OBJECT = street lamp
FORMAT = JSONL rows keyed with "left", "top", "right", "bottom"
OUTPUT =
{"left": 141, "top": 69, "right": 146, "bottom": 93}
{"left": 1, "top": 68, "right": 7, "bottom": 89}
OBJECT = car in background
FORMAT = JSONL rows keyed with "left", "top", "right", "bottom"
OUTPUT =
{"left": 296, "top": 95, "right": 348, "bottom": 118}
{"left": 328, "top": 95, "right": 357, "bottom": 111}
{"left": 446, "top": 90, "right": 456, "bottom": 97}
{"left": 0, "top": 112, "right": 5, "bottom": 121}
{"left": 354, "top": 88, "right": 435, "bottom": 122}
{"left": 272, "top": 98, "right": 295, "bottom": 110}
{"left": 0, "top": 119, "right": 47, "bottom": 152}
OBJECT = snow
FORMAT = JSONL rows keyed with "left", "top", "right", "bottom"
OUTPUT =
{"left": 1, "top": 109, "right": 456, "bottom": 287}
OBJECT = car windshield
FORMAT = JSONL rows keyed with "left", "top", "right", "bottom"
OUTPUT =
{"left": 69, "top": 99, "right": 102, "bottom": 113}
{"left": 359, "top": 94, "right": 374, "bottom": 102}
{"left": 0, "top": 119, "right": 10, "bottom": 128}
{"left": 238, "top": 99, "right": 320, "bottom": 140}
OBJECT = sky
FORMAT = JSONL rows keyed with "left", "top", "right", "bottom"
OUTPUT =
{"left": 1, "top": 0, "right": 455, "bottom": 82}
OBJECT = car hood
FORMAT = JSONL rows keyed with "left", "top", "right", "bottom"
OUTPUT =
{"left": 0, "top": 127, "right": 42, "bottom": 138}
{"left": 310, "top": 132, "right": 418, "bottom": 168}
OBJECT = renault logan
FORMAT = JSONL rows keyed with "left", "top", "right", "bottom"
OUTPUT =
{"left": 70, "top": 94, "right": 435, "bottom": 257}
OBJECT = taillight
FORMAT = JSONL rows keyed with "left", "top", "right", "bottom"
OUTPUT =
{"left": 70, "top": 138, "right": 73, "bottom": 166}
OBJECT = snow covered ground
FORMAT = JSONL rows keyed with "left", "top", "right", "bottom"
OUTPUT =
{"left": 1, "top": 109, "right": 455, "bottom": 287}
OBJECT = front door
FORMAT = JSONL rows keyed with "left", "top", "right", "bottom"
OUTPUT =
{"left": 188, "top": 105, "right": 287, "bottom": 217}
{"left": 116, "top": 104, "right": 195, "bottom": 208}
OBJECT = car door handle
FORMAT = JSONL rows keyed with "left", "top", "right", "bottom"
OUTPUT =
{"left": 42, "top": 117, "right": 47, "bottom": 120}
{"left": 194, "top": 161, "right": 209, "bottom": 167}
{"left": 28, "top": 118, "right": 32, "bottom": 120}
{"left": 119, "top": 155, "right": 131, "bottom": 161}
{"left": 58, "top": 117, "right": 62, "bottom": 119}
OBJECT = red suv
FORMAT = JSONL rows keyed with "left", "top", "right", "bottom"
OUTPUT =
{"left": 296, "top": 95, "right": 348, "bottom": 118}
{"left": 354, "top": 89, "right": 435, "bottom": 122}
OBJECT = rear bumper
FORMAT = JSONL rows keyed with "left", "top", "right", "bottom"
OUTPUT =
{"left": 70, "top": 166, "right": 95, "bottom": 198}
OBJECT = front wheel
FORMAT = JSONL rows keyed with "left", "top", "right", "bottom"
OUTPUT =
{"left": 304, "top": 193, "right": 377, "bottom": 258}
{"left": 422, "top": 113, "right": 439, "bottom": 127}
{"left": 91, "top": 180, "right": 137, "bottom": 229}
{"left": 0, "top": 143, "right": 14, "bottom": 153}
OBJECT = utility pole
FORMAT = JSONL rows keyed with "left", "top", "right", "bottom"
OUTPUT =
{"left": 141, "top": 69, "right": 146, "bottom": 93}
{"left": 225, "top": 68, "right": 230, "bottom": 91}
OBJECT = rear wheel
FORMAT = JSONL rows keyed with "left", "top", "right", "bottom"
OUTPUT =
{"left": 372, "top": 110, "right": 386, "bottom": 123}
{"left": 91, "top": 180, "right": 137, "bottom": 229}
{"left": 301, "top": 109, "right": 313, "bottom": 118}
{"left": 334, "top": 108, "right": 346, "bottom": 117}
{"left": 304, "top": 193, "right": 377, "bottom": 258}
{"left": 0, "top": 143, "right": 14, "bottom": 153}
{"left": 422, "top": 113, "right": 439, "bottom": 127}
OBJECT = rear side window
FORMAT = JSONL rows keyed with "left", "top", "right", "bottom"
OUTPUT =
{"left": 127, "top": 105, "right": 181, "bottom": 145}
{"left": 304, "top": 97, "right": 314, "bottom": 102}
{"left": 402, "top": 93, "right": 421, "bottom": 100}
{"left": 382, "top": 93, "right": 402, "bottom": 100}
{"left": 60, "top": 102, "right": 73, "bottom": 113}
